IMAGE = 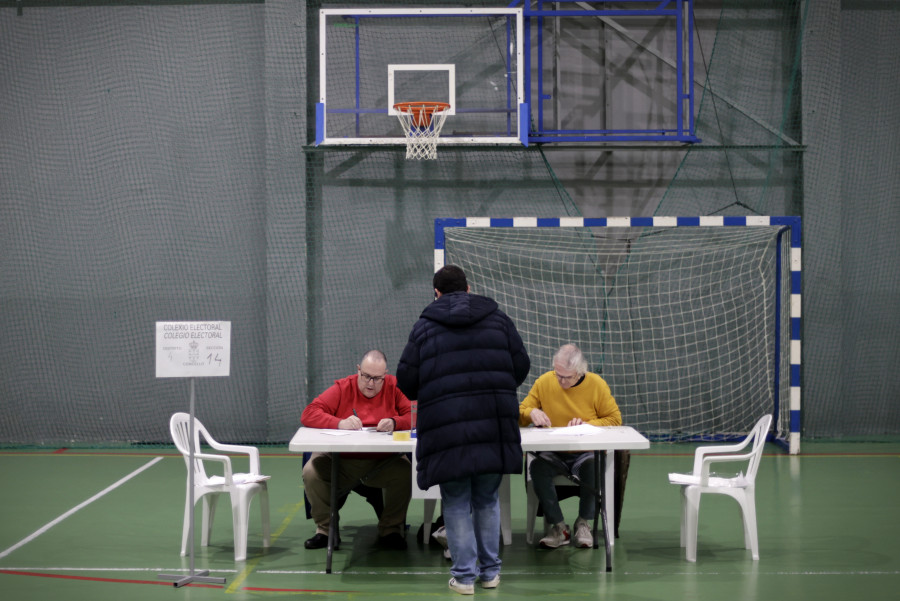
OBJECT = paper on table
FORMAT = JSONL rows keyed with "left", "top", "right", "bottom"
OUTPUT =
{"left": 320, "top": 429, "right": 353, "bottom": 436}
{"left": 668, "top": 472, "right": 747, "bottom": 487}
{"left": 548, "top": 424, "right": 602, "bottom": 436}
{"left": 208, "top": 474, "right": 271, "bottom": 486}
{"left": 234, "top": 474, "right": 272, "bottom": 484}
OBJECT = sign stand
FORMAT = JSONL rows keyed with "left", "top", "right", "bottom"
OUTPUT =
{"left": 155, "top": 321, "right": 231, "bottom": 588}
{"left": 158, "top": 378, "right": 225, "bottom": 587}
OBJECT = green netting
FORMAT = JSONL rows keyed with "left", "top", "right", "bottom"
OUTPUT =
{"left": 443, "top": 224, "right": 792, "bottom": 444}
{"left": 0, "top": 1, "right": 577, "bottom": 446}
{"left": 657, "top": 0, "right": 900, "bottom": 439}
{"left": 1, "top": 0, "right": 899, "bottom": 447}
{"left": 657, "top": 0, "right": 806, "bottom": 218}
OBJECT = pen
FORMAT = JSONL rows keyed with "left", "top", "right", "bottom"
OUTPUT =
{"left": 352, "top": 409, "right": 359, "bottom": 419}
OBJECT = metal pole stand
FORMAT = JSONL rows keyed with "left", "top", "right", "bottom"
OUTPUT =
{"left": 159, "top": 378, "right": 226, "bottom": 587}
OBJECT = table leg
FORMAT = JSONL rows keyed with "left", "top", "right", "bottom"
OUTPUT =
{"left": 326, "top": 452, "right": 340, "bottom": 574}
{"left": 592, "top": 450, "right": 600, "bottom": 549}
{"left": 606, "top": 451, "right": 616, "bottom": 545}
{"left": 598, "top": 450, "right": 612, "bottom": 572}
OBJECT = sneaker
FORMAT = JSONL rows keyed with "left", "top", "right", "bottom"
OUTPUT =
{"left": 539, "top": 521, "right": 570, "bottom": 549}
{"left": 433, "top": 526, "right": 452, "bottom": 560}
{"left": 432, "top": 526, "right": 448, "bottom": 549}
{"left": 573, "top": 517, "right": 593, "bottom": 548}
{"left": 480, "top": 575, "right": 500, "bottom": 589}
{"left": 448, "top": 578, "right": 475, "bottom": 595}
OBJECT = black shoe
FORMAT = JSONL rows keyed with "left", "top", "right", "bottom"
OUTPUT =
{"left": 377, "top": 532, "right": 408, "bottom": 550}
{"left": 304, "top": 532, "right": 340, "bottom": 550}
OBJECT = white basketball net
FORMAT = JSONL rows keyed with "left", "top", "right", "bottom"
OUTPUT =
{"left": 394, "top": 103, "right": 450, "bottom": 160}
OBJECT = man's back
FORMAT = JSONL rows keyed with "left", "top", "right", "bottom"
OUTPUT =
{"left": 397, "top": 290, "right": 529, "bottom": 490}
{"left": 398, "top": 264, "right": 530, "bottom": 592}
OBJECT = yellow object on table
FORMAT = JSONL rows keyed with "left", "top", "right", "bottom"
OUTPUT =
{"left": 392, "top": 430, "right": 411, "bottom": 441}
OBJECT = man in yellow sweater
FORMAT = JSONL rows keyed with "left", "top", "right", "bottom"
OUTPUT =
{"left": 519, "top": 344, "right": 621, "bottom": 549}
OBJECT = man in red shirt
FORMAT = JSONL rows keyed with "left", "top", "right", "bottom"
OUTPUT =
{"left": 301, "top": 349, "right": 412, "bottom": 550}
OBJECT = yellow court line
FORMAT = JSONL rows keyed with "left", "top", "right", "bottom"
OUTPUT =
{"left": 226, "top": 501, "right": 304, "bottom": 593}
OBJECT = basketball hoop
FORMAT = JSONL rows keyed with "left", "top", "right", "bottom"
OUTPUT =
{"left": 393, "top": 101, "right": 451, "bottom": 160}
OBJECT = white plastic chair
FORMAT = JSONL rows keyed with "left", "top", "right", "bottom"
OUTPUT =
{"left": 169, "top": 412, "right": 271, "bottom": 561}
{"left": 668, "top": 414, "right": 772, "bottom": 562}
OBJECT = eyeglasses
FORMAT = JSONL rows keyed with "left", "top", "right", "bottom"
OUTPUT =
{"left": 554, "top": 371, "right": 579, "bottom": 382}
{"left": 359, "top": 371, "right": 386, "bottom": 384}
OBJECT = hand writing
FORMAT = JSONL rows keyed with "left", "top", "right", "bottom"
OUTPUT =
{"left": 338, "top": 415, "right": 363, "bottom": 430}
{"left": 530, "top": 408, "right": 551, "bottom": 427}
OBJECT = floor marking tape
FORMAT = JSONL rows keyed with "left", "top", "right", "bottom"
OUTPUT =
{"left": 225, "top": 501, "right": 304, "bottom": 593}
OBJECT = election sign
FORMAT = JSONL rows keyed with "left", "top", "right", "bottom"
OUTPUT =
{"left": 155, "top": 321, "right": 231, "bottom": 378}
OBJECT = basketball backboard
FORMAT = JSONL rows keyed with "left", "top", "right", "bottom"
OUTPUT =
{"left": 316, "top": 7, "right": 526, "bottom": 147}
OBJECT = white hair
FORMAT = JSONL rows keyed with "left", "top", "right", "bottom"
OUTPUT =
{"left": 553, "top": 344, "right": 588, "bottom": 376}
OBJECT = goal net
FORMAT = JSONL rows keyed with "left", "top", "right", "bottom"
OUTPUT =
{"left": 436, "top": 217, "right": 801, "bottom": 453}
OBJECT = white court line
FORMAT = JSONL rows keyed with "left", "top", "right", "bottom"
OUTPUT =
{"left": 255, "top": 569, "right": 900, "bottom": 576}
{"left": 2, "top": 566, "right": 897, "bottom": 577}
{"left": 0, "top": 456, "right": 164, "bottom": 560}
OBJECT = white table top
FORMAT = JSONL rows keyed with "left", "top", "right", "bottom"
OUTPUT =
{"left": 288, "top": 425, "right": 649, "bottom": 454}
{"left": 288, "top": 427, "right": 415, "bottom": 453}
{"left": 519, "top": 425, "right": 649, "bottom": 451}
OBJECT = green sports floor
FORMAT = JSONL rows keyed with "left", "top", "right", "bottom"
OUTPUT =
{"left": 1, "top": 442, "right": 898, "bottom": 601}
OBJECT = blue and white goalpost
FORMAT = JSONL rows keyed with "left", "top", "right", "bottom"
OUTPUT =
{"left": 434, "top": 216, "right": 801, "bottom": 454}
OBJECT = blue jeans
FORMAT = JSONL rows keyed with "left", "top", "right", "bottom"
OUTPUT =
{"left": 529, "top": 451, "right": 597, "bottom": 524}
{"left": 439, "top": 473, "right": 503, "bottom": 585}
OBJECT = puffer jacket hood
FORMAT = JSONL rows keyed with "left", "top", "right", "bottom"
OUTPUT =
{"left": 419, "top": 291, "right": 498, "bottom": 328}
{"left": 397, "top": 291, "right": 530, "bottom": 489}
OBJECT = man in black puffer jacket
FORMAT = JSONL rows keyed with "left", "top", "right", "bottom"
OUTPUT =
{"left": 397, "top": 265, "right": 530, "bottom": 595}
